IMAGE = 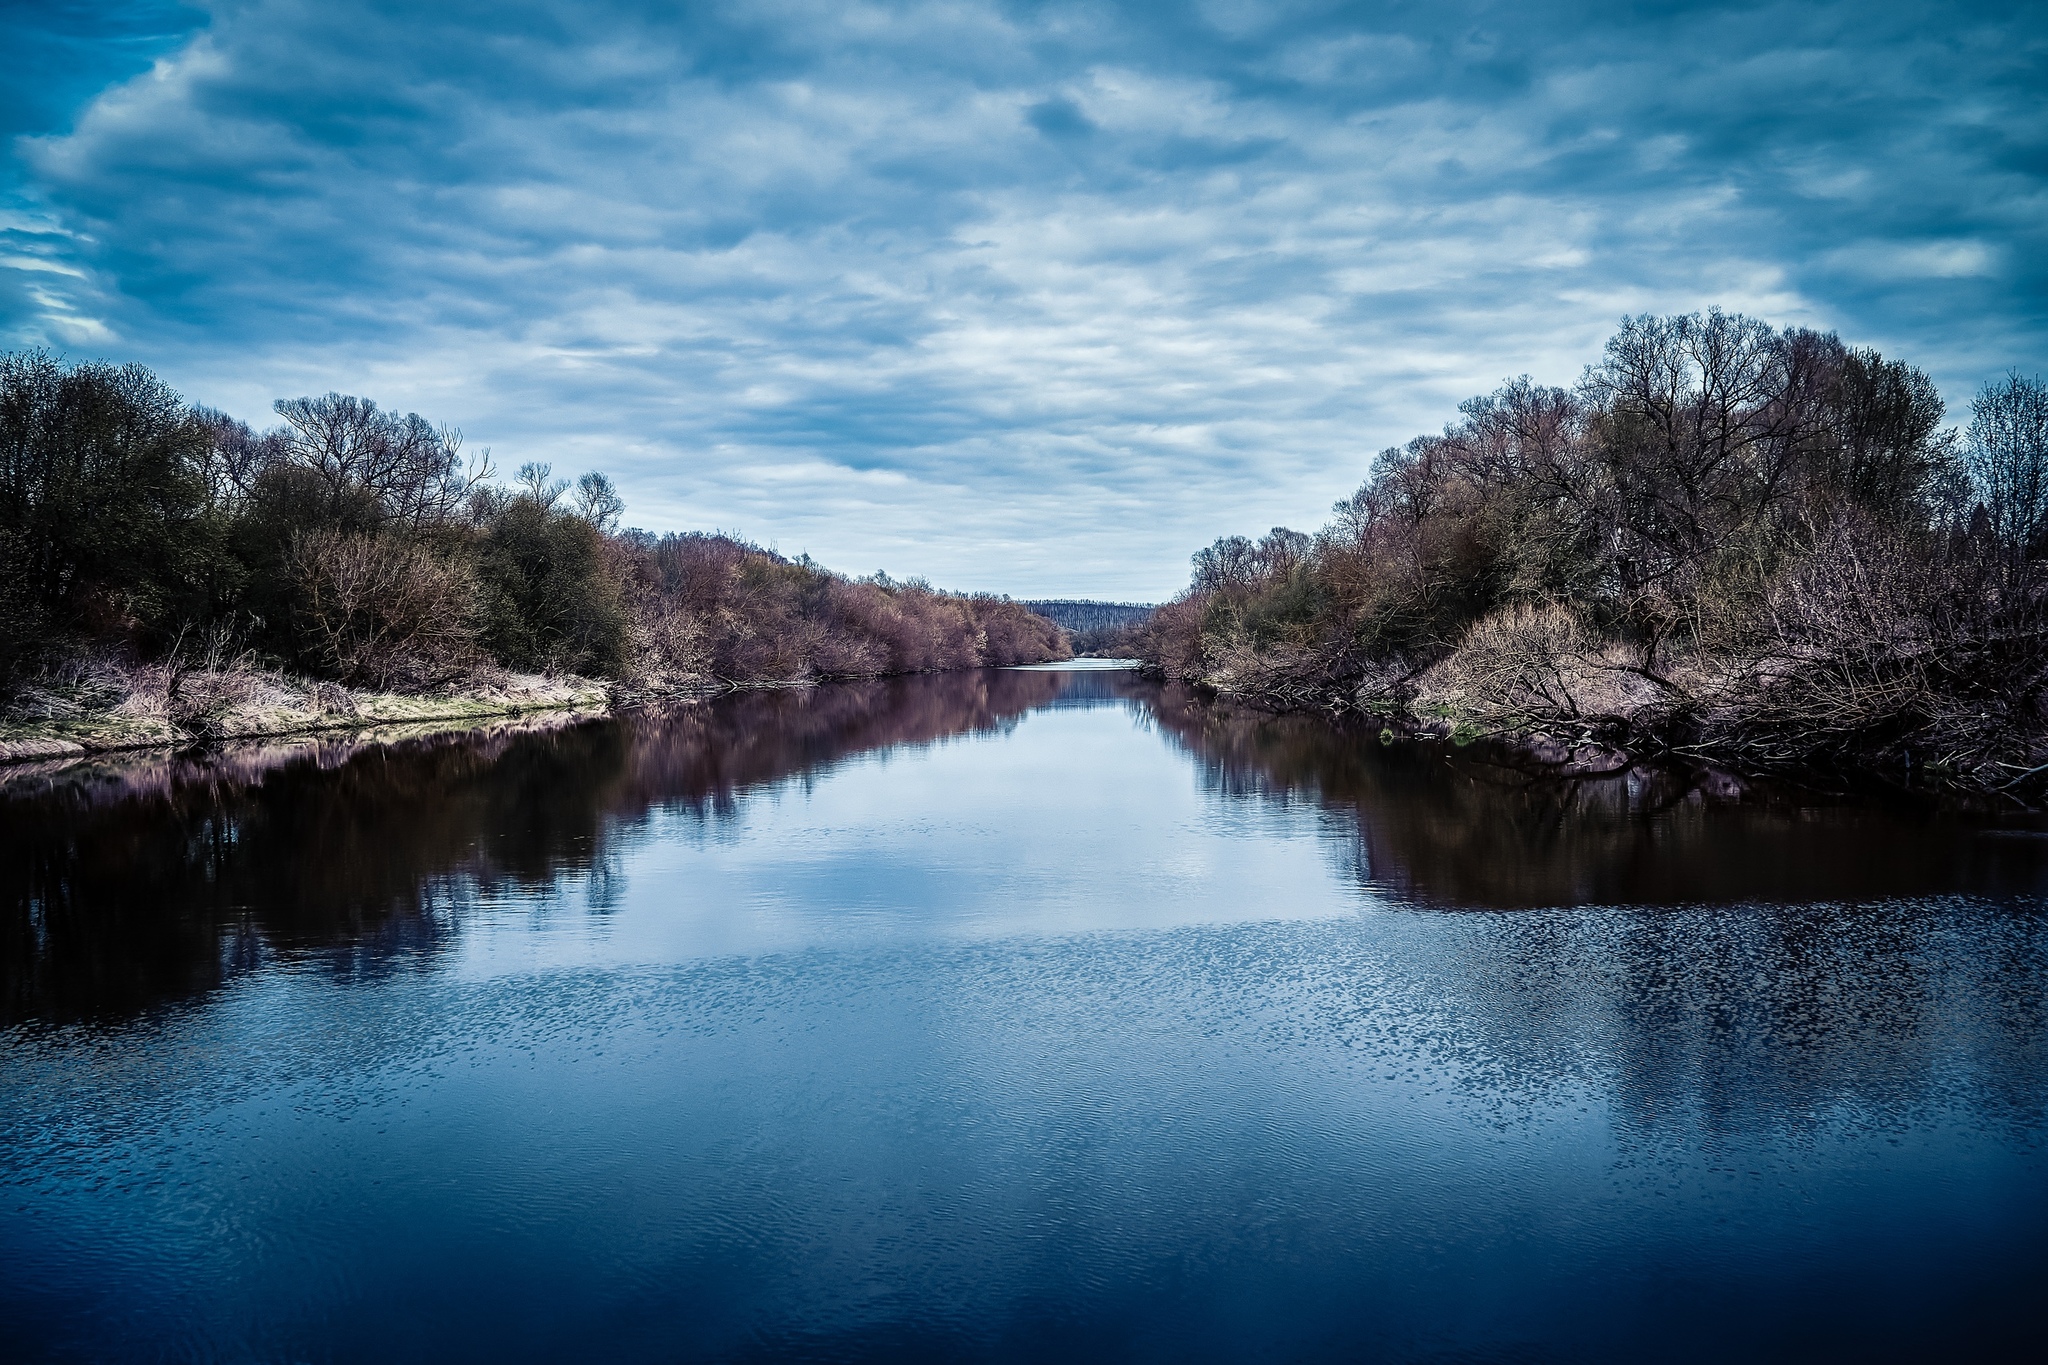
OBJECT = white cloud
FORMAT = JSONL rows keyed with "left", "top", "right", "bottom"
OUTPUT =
{"left": 1823, "top": 239, "right": 2000, "bottom": 280}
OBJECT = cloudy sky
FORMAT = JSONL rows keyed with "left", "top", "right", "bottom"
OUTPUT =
{"left": 4, "top": 1, "right": 2044, "bottom": 599}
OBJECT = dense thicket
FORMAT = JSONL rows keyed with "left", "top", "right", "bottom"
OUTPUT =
{"left": 622, "top": 534, "right": 1065, "bottom": 687}
{"left": 1136, "top": 312, "right": 2048, "bottom": 794}
{"left": 0, "top": 350, "right": 1065, "bottom": 700}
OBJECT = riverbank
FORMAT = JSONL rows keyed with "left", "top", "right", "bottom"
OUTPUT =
{"left": 0, "top": 656, "right": 1087, "bottom": 770}
{"left": 1145, "top": 658, "right": 2036, "bottom": 811}
{"left": 0, "top": 664, "right": 620, "bottom": 766}
{"left": 1129, "top": 317, "right": 2048, "bottom": 811}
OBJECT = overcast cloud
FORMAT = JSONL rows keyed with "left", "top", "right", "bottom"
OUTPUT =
{"left": 3, "top": 0, "right": 2044, "bottom": 598}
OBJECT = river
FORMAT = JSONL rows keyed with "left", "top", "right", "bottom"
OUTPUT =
{"left": 3, "top": 662, "right": 2045, "bottom": 1361}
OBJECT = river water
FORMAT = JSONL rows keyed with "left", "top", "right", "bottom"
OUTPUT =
{"left": 4, "top": 663, "right": 2045, "bottom": 1361}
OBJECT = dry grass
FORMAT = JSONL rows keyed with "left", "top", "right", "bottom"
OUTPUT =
{"left": 1414, "top": 603, "right": 1672, "bottom": 734}
{"left": 1, "top": 640, "right": 599, "bottom": 763}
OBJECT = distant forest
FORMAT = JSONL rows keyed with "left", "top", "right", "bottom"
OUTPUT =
{"left": 1021, "top": 600, "right": 1154, "bottom": 633}
{"left": 0, "top": 350, "right": 1068, "bottom": 727}
{"left": 1023, "top": 600, "right": 1156, "bottom": 656}
{"left": 1133, "top": 311, "right": 2048, "bottom": 798}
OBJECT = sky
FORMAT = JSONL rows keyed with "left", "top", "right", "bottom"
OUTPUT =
{"left": 3, "top": 1, "right": 2044, "bottom": 600}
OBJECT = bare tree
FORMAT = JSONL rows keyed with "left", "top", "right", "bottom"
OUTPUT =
{"left": 1579, "top": 310, "right": 1798, "bottom": 580}
{"left": 189, "top": 407, "right": 288, "bottom": 505}
{"left": 1192, "top": 535, "right": 1260, "bottom": 592}
{"left": 272, "top": 393, "right": 490, "bottom": 530}
{"left": 575, "top": 471, "right": 625, "bottom": 532}
{"left": 1966, "top": 371, "right": 2048, "bottom": 589}
{"left": 516, "top": 461, "right": 569, "bottom": 509}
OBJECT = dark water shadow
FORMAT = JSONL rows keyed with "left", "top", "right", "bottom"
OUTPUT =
{"left": 1140, "top": 686, "right": 2048, "bottom": 908}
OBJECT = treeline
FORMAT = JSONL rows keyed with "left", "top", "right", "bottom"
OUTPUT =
{"left": 1022, "top": 600, "right": 1155, "bottom": 633}
{"left": 1022, "top": 599, "right": 1156, "bottom": 656}
{"left": 0, "top": 350, "right": 1066, "bottom": 707}
{"left": 1135, "top": 311, "right": 2048, "bottom": 795}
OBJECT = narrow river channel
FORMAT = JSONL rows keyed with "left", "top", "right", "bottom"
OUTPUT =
{"left": 4, "top": 662, "right": 2045, "bottom": 1361}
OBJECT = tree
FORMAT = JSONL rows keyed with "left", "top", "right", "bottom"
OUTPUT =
{"left": 0, "top": 350, "right": 218, "bottom": 671}
{"left": 1965, "top": 371, "right": 2048, "bottom": 588}
{"left": 575, "top": 472, "right": 625, "bottom": 532}
{"left": 475, "top": 488, "right": 628, "bottom": 676}
{"left": 271, "top": 393, "right": 486, "bottom": 532}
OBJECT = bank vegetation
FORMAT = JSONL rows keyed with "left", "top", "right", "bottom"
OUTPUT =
{"left": 1134, "top": 312, "right": 2048, "bottom": 800}
{"left": 0, "top": 351, "right": 1066, "bottom": 757}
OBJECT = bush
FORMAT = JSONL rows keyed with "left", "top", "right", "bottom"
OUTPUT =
{"left": 475, "top": 492, "right": 629, "bottom": 677}
{"left": 969, "top": 595, "right": 1069, "bottom": 666}
{"left": 286, "top": 530, "right": 485, "bottom": 690}
{"left": 613, "top": 533, "right": 1067, "bottom": 685}
{"left": 1416, "top": 603, "right": 1669, "bottom": 732}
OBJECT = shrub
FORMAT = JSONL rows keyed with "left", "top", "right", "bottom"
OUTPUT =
{"left": 475, "top": 493, "right": 629, "bottom": 677}
{"left": 611, "top": 533, "right": 1067, "bottom": 685}
{"left": 968, "top": 595, "right": 1069, "bottom": 666}
{"left": 286, "top": 530, "right": 485, "bottom": 690}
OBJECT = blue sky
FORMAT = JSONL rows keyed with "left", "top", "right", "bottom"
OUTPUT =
{"left": 3, "top": 1, "right": 2044, "bottom": 600}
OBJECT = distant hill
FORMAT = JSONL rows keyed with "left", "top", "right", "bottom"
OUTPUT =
{"left": 1022, "top": 600, "right": 1156, "bottom": 634}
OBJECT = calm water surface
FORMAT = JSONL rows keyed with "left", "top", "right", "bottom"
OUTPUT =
{"left": 4, "top": 664, "right": 2046, "bottom": 1361}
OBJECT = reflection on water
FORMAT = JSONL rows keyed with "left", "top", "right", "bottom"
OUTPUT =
{"left": 10, "top": 666, "right": 2044, "bottom": 1023}
{"left": 3, "top": 665, "right": 2046, "bottom": 1361}
{"left": 1148, "top": 693, "right": 2048, "bottom": 907}
{"left": 3, "top": 668, "right": 1073, "bottom": 1022}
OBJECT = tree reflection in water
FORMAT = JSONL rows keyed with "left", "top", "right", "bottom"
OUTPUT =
{"left": 2, "top": 669, "right": 1068, "bottom": 1022}
{"left": 1145, "top": 683, "right": 2048, "bottom": 907}
{"left": 1147, "top": 684, "right": 2048, "bottom": 1142}
{"left": 6, "top": 664, "right": 2047, "bottom": 1025}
